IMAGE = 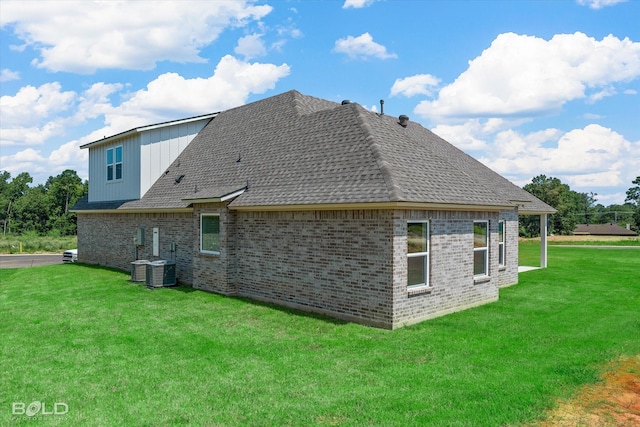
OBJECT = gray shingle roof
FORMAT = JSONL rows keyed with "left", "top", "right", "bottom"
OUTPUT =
{"left": 574, "top": 223, "right": 638, "bottom": 236}
{"left": 77, "top": 90, "right": 554, "bottom": 214}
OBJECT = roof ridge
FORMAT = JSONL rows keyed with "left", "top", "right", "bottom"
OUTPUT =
{"left": 353, "top": 105, "right": 403, "bottom": 202}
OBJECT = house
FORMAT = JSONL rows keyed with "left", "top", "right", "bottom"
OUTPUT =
{"left": 574, "top": 223, "right": 638, "bottom": 236}
{"left": 72, "top": 90, "right": 555, "bottom": 329}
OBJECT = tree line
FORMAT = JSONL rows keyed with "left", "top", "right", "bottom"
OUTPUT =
{"left": 1, "top": 169, "right": 639, "bottom": 238}
{"left": 520, "top": 175, "right": 640, "bottom": 237}
{"left": 1, "top": 170, "right": 87, "bottom": 237}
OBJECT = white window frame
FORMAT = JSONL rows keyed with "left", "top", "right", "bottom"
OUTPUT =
{"left": 498, "top": 220, "right": 505, "bottom": 267}
{"left": 106, "top": 145, "right": 123, "bottom": 182}
{"left": 473, "top": 220, "right": 489, "bottom": 278}
{"left": 200, "top": 213, "right": 220, "bottom": 255}
{"left": 407, "top": 221, "right": 430, "bottom": 289}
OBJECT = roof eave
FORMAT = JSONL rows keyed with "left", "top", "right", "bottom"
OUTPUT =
{"left": 72, "top": 207, "right": 194, "bottom": 214}
{"left": 229, "top": 201, "right": 516, "bottom": 212}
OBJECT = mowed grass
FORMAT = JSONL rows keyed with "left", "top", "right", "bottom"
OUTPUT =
{"left": 1, "top": 246, "right": 639, "bottom": 426}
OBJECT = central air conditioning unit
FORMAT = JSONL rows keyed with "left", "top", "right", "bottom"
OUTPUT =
{"left": 146, "top": 260, "right": 177, "bottom": 287}
{"left": 131, "top": 260, "right": 150, "bottom": 282}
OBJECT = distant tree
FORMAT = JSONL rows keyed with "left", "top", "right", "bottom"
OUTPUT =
{"left": 44, "top": 169, "right": 86, "bottom": 236}
{"left": 625, "top": 176, "right": 640, "bottom": 232}
{"left": 1, "top": 171, "right": 33, "bottom": 235}
{"left": 626, "top": 177, "right": 640, "bottom": 205}
{"left": 521, "top": 175, "right": 580, "bottom": 236}
{"left": 576, "top": 191, "right": 598, "bottom": 224}
{"left": 12, "top": 185, "right": 49, "bottom": 235}
{"left": 592, "top": 204, "right": 636, "bottom": 225}
{"left": 1, "top": 169, "right": 88, "bottom": 236}
{"left": 0, "top": 171, "right": 11, "bottom": 234}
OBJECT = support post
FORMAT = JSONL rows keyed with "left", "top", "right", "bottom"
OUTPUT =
{"left": 540, "top": 214, "right": 548, "bottom": 268}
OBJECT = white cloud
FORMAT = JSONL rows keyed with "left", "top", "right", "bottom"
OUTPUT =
{"left": 343, "top": 0, "right": 378, "bottom": 8}
{"left": 624, "top": 89, "right": 638, "bottom": 95}
{"left": 432, "top": 117, "right": 534, "bottom": 151}
{"left": 0, "top": 144, "right": 89, "bottom": 182}
{"left": 0, "top": 68, "right": 20, "bottom": 82}
{"left": 432, "top": 121, "right": 491, "bottom": 151}
{"left": 477, "top": 124, "right": 638, "bottom": 192}
{"left": 0, "top": 82, "right": 122, "bottom": 147}
{"left": 415, "top": 32, "right": 640, "bottom": 121}
{"left": 0, "top": 82, "right": 75, "bottom": 128}
{"left": 333, "top": 33, "right": 397, "bottom": 60}
{"left": 100, "top": 55, "right": 291, "bottom": 135}
{"left": 433, "top": 117, "right": 639, "bottom": 201}
{"left": 0, "top": 1, "right": 273, "bottom": 73}
{"left": 587, "top": 86, "right": 617, "bottom": 103}
{"left": 390, "top": 74, "right": 440, "bottom": 97}
{"left": 0, "top": 148, "right": 48, "bottom": 178}
{"left": 0, "top": 83, "right": 76, "bottom": 146}
{"left": 235, "top": 34, "right": 268, "bottom": 60}
{"left": 0, "top": 55, "right": 290, "bottom": 184}
{"left": 576, "top": 0, "right": 627, "bottom": 9}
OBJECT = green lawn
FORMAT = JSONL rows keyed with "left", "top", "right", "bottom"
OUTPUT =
{"left": 1, "top": 246, "right": 639, "bottom": 426}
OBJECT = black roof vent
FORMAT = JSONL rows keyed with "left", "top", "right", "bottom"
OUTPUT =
{"left": 175, "top": 174, "right": 185, "bottom": 184}
{"left": 398, "top": 115, "right": 409, "bottom": 127}
{"left": 341, "top": 100, "right": 351, "bottom": 105}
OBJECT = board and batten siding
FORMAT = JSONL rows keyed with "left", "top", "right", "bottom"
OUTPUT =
{"left": 88, "top": 119, "right": 210, "bottom": 203}
{"left": 87, "top": 134, "right": 141, "bottom": 202}
{"left": 140, "top": 120, "right": 209, "bottom": 197}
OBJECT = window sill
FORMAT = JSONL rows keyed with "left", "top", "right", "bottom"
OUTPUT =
{"left": 473, "top": 275, "right": 491, "bottom": 284}
{"left": 200, "top": 251, "right": 220, "bottom": 257}
{"left": 407, "top": 285, "right": 432, "bottom": 296}
{"left": 498, "top": 266, "right": 506, "bottom": 272}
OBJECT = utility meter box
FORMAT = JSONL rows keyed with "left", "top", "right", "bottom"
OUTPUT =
{"left": 134, "top": 227, "right": 145, "bottom": 246}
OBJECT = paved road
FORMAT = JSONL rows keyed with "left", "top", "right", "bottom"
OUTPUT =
{"left": 0, "top": 254, "right": 64, "bottom": 269}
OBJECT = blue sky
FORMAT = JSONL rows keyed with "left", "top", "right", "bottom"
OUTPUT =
{"left": 1, "top": 0, "right": 638, "bottom": 205}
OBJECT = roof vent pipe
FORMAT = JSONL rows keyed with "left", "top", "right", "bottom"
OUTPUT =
{"left": 380, "top": 99, "right": 384, "bottom": 115}
{"left": 398, "top": 114, "right": 409, "bottom": 127}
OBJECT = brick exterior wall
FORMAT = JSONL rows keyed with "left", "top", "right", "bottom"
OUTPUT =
{"left": 233, "top": 210, "right": 395, "bottom": 328}
{"left": 76, "top": 212, "right": 194, "bottom": 284}
{"left": 77, "top": 206, "right": 520, "bottom": 329}
{"left": 391, "top": 210, "right": 517, "bottom": 328}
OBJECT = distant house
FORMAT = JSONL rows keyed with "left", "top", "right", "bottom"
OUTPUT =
{"left": 72, "top": 90, "right": 555, "bottom": 329}
{"left": 574, "top": 223, "right": 638, "bottom": 236}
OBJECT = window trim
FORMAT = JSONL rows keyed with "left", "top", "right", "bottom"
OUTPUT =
{"left": 473, "top": 220, "right": 489, "bottom": 278}
{"left": 407, "top": 220, "right": 430, "bottom": 290}
{"left": 200, "top": 213, "right": 221, "bottom": 255}
{"left": 106, "top": 145, "right": 123, "bottom": 182}
{"left": 498, "top": 220, "right": 505, "bottom": 267}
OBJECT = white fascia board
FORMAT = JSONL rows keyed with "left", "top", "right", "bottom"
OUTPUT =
{"left": 80, "top": 113, "right": 218, "bottom": 149}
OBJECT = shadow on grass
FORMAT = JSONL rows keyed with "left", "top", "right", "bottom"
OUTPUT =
{"left": 229, "top": 294, "right": 350, "bottom": 326}
{"left": 141, "top": 276, "right": 349, "bottom": 326}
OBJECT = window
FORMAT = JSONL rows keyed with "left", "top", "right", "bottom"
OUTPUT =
{"left": 200, "top": 214, "right": 220, "bottom": 254}
{"left": 473, "top": 221, "right": 489, "bottom": 277}
{"left": 407, "top": 221, "right": 429, "bottom": 288}
{"left": 106, "top": 146, "right": 122, "bottom": 181}
{"left": 498, "top": 220, "right": 505, "bottom": 267}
